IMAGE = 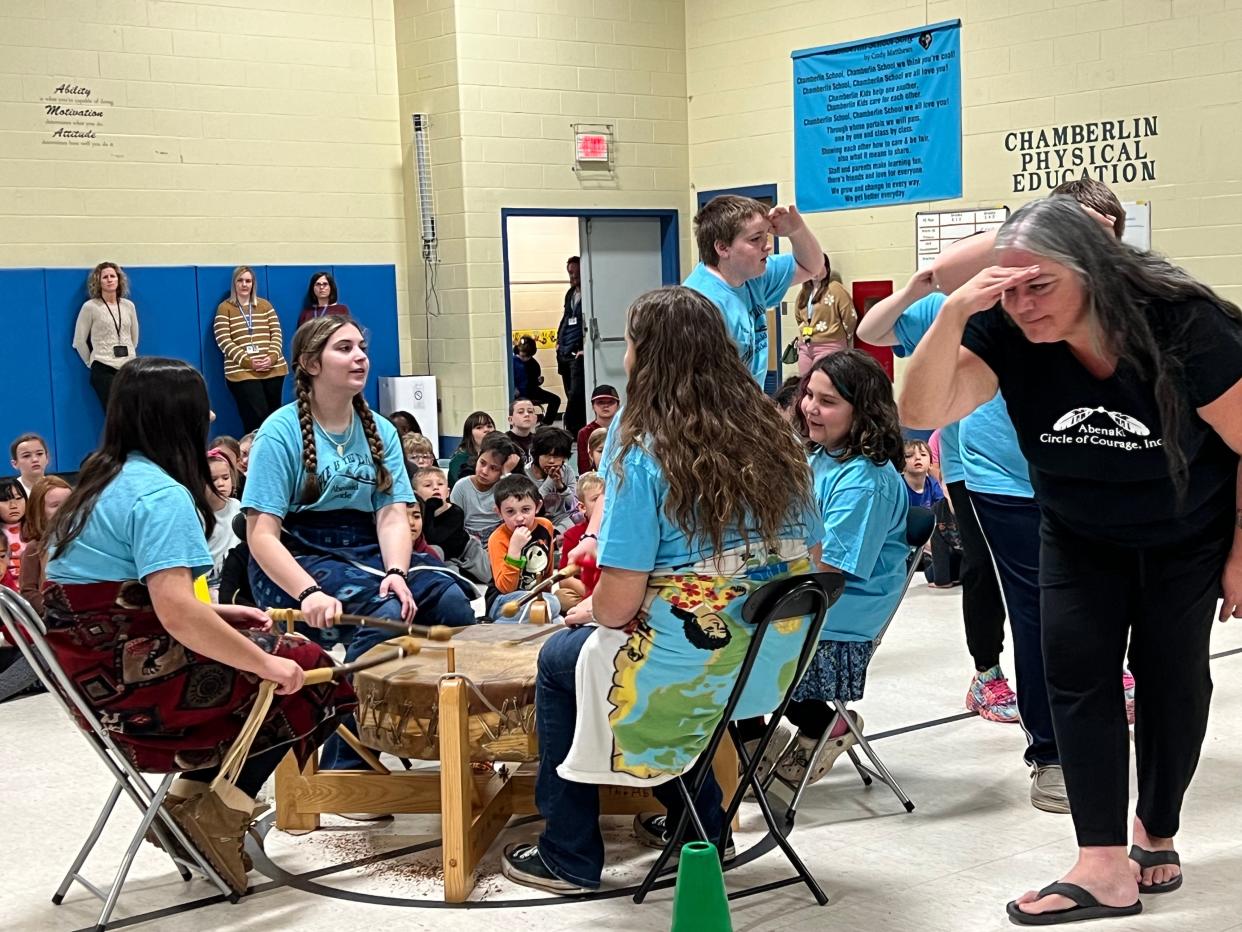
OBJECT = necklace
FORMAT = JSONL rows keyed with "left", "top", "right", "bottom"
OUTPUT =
{"left": 313, "top": 412, "right": 356, "bottom": 456}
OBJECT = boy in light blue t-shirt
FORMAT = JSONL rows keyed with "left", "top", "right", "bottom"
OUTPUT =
{"left": 683, "top": 195, "right": 825, "bottom": 384}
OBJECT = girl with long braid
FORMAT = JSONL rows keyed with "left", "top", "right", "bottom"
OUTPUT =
{"left": 244, "top": 316, "right": 474, "bottom": 774}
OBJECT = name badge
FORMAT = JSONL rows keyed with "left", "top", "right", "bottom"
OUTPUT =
{"left": 246, "top": 343, "right": 260, "bottom": 355}
{"left": 567, "top": 317, "right": 578, "bottom": 326}
{"left": 112, "top": 345, "right": 129, "bottom": 358}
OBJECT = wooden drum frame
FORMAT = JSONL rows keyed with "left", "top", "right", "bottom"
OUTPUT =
{"left": 274, "top": 625, "right": 738, "bottom": 903}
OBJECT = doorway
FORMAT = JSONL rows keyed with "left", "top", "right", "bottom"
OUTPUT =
{"left": 501, "top": 208, "right": 681, "bottom": 414}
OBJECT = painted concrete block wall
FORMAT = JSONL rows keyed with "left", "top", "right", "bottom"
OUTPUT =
{"left": 3, "top": 0, "right": 414, "bottom": 369}
{"left": 443, "top": 0, "right": 695, "bottom": 423}
{"left": 683, "top": 0, "right": 1242, "bottom": 381}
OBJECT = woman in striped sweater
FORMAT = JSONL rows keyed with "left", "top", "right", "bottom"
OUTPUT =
{"left": 214, "top": 266, "right": 288, "bottom": 432}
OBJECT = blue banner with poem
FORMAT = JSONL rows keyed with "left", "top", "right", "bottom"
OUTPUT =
{"left": 793, "top": 21, "right": 962, "bottom": 212}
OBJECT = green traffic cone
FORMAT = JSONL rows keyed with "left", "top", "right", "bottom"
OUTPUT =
{"left": 670, "top": 841, "right": 733, "bottom": 932}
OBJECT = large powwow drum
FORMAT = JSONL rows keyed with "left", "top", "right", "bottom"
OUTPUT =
{"left": 354, "top": 624, "right": 546, "bottom": 762}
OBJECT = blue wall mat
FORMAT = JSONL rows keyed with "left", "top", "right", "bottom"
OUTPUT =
{"left": 126, "top": 267, "right": 202, "bottom": 368}
{"left": 196, "top": 265, "right": 272, "bottom": 440}
{"left": 331, "top": 264, "right": 400, "bottom": 412}
{"left": 263, "top": 264, "right": 325, "bottom": 404}
{"left": 0, "top": 269, "right": 56, "bottom": 474}
{"left": 44, "top": 267, "right": 103, "bottom": 470}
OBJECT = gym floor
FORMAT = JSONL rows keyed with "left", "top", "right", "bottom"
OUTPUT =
{"left": 8, "top": 578, "right": 1242, "bottom": 932}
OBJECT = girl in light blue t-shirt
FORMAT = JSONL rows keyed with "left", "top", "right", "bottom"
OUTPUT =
{"left": 243, "top": 316, "right": 475, "bottom": 771}
{"left": 758, "top": 349, "right": 911, "bottom": 789}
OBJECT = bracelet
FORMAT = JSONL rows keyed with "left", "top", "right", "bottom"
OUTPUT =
{"left": 582, "top": 533, "right": 598, "bottom": 542}
{"left": 297, "top": 584, "right": 323, "bottom": 603}
{"left": 383, "top": 567, "right": 407, "bottom": 580}
{"left": 504, "top": 554, "right": 527, "bottom": 569}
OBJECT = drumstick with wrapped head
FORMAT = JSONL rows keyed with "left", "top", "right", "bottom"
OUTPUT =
{"left": 499, "top": 564, "right": 580, "bottom": 618}
{"left": 265, "top": 607, "right": 456, "bottom": 641}
{"left": 303, "top": 643, "right": 415, "bottom": 685}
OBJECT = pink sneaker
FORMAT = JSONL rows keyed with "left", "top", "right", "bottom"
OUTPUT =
{"left": 1123, "top": 671, "right": 1136, "bottom": 724}
{"left": 966, "top": 666, "right": 1020, "bottom": 724}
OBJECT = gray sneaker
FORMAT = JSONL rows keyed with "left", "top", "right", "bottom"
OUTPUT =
{"left": 1030, "top": 764, "right": 1071, "bottom": 814}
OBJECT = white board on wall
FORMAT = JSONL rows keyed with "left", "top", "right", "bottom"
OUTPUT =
{"left": 1122, "top": 201, "right": 1151, "bottom": 251}
{"left": 915, "top": 207, "right": 1009, "bottom": 270}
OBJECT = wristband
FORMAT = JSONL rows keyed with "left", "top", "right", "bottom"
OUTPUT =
{"left": 582, "top": 533, "right": 598, "bottom": 542}
{"left": 297, "top": 585, "right": 324, "bottom": 603}
{"left": 504, "top": 554, "right": 527, "bottom": 569}
{"left": 383, "top": 567, "right": 407, "bottom": 580}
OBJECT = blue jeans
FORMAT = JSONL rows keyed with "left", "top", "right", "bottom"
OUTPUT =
{"left": 489, "top": 590, "right": 561, "bottom": 624}
{"left": 534, "top": 626, "right": 727, "bottom": 888}
{"left": 969, "top": 490, "right": 1058, "bottom": 767}
{"left": 249, "top": 516, "right": 478, "bottom": 771}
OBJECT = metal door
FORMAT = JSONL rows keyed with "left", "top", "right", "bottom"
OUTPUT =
{"left": 578, "top": 217, "right": 665, "bottom": 402}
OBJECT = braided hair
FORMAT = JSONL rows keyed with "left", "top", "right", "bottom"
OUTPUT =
{"left": 290, "top": 315, "right": 392, "bottom": 504}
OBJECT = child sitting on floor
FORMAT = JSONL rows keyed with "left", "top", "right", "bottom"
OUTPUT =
{"left": 10, "top": 433, "right": 50, "bottom": 497}
{"left": 448, "top": 410, "right": 496, "bottom": 486}
{"left": 205, "top": 449, "right": 242, "bottom": 601}
{"left": 451, "top": 432, "right": 524, "bottom": 543}
{"left": 506, "top": 397, "right": 540, "bottom": 465}
{"left": 528, "top": 426, "right": 578, "bottom": 533}
{"left": 404, "top": 499, "right": 480, "bottom": 625}
{"left": 586, "top": 427, "right": 608, "bottom": 471}
{"left": 559, "top": 471, "right": 603, "bottom": 595}
{"left": 486, "top": 475, "right": 583, "bottom": 623}
{"left": 413, "top": 466, "right": 492, "bottom": 583}
{"left": 0, "top": 479, "right": 27, "bottom": 592}
{"left": 900, "top": 439, "right": 944, "bottom": 509}
{"left": 18, "top": 476, "right": 71, "bottom": 617}
{"left": 402, "top": 432, "right": 438, "bottom": 475}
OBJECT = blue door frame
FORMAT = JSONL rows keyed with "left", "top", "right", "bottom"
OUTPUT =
{"left": 695, "top": 184, "right": 783, "bottom": 393}
{"left": 499, "top": 208, "right": 681, "bottom": 401}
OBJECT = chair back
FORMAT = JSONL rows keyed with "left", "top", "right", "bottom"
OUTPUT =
{"left": 872, "top": 505, "right": 934, "bottom": 646}
{"left": 0, "top": 588, "right": 133, "bottom": 766}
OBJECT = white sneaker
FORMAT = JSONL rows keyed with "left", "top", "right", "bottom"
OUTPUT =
{"left": 775, "top": 713, "right": 862, "bottom": 787}
{"left": 741, "top": 719, "right": 795, "bottom": 783}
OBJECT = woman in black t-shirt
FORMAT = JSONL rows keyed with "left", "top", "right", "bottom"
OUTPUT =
{"left": 900, "top": 196, "right": 1242, "bottom": 926}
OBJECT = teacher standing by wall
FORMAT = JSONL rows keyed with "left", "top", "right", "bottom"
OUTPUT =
{"left": 899, "top": 196, "right": 1242, "bottom": 926}
{"left": 214, "top": 266, "right": 288, "bottom": 433}
{"left": 73, "top": 261, "right": 139, "bottom": 409}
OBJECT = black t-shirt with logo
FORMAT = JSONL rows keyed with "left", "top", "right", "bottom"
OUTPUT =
{"left": 962, "top": 299, "right": 1242, "bottom": 546}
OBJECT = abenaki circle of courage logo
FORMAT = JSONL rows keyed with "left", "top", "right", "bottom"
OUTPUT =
{"left": 1040, "top": 406, "right": 1162, "bottom": 452}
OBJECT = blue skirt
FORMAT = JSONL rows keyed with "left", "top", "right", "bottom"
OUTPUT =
{"left": 791, "top": 639, "right": 876, "bottom": 704}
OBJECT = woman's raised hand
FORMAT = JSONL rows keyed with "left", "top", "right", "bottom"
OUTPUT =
{"left": 946, "top": 265, "right": 1041, "bottom": 317}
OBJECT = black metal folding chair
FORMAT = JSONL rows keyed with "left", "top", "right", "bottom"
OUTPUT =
{"left": 0, "top": 587, "right": 235, "bottom": 931}
{"left": 779, "top": 506, "right": 935, "bottom": 822}
{"left": 633, "top": 570, "right": 845, "bottom": 907}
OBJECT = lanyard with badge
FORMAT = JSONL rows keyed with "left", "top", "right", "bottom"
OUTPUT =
{"left": 239, "top": 302, "right": 261, "bottom": 356}
{"left": 102, "top": 299, "right": 128, "bottom": 357}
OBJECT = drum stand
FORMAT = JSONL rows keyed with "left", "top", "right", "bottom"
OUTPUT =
{"left": 273, "top": 644, "right": 738, "bottom": 902}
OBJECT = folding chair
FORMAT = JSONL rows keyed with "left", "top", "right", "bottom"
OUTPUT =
{"left": 634, "top": 570, "right": 846, "bottom": 907}
{"left": 0, "top": 588, "right": 236, "bottom": 931}
{"left": 780, "top": 505, "right": 935, "bottom": 822}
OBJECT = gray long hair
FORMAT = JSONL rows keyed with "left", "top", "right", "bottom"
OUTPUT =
{"left": 995, "top": 196, "right": 1242, "bottom": 491}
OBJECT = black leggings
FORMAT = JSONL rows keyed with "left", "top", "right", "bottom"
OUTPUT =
{"left": 946, "top": 480, "right": 1006, "bottom": 671}
{"left": 181, "top": 743, "right": 289, "bottom": 798}
{"left": 1040, "top": 513, "right": 1231, "bottom": 846}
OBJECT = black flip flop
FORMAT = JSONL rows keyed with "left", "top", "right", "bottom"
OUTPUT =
{"left": 1006, "top": 882, "right": 1142, "bottom": 926}
{"left": 1129, "top": 844, "right": 1183, "bottom": 894}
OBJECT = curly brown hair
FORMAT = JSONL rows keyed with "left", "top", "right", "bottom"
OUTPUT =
{"left": 290, "top": 316, "right": 392, "bottom": 504}
{"left": 611, "top": 286, "right": 812, "bottom": 556}
{"left": 86, "top": 261, "right": 128, "bottom": 300}
{"left": 793, "top": 349, "right": 905, "bottom": 470}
